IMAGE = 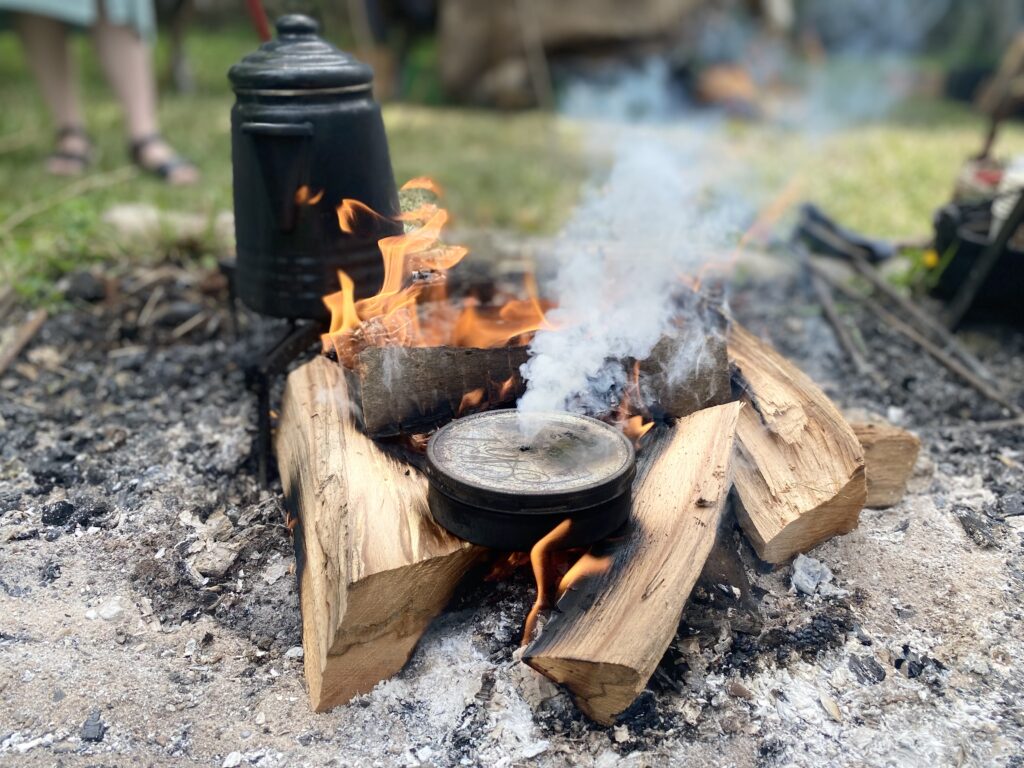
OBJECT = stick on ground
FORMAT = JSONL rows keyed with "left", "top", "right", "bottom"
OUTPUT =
{"left": 806, "top": 264, "right": 886, "bottom": 389}
{"left": 809, "top": 260, "right": 1021, "bottom": 416}
{"left": 0, "top": 309, "right": 48, "bottom": 376}
{"left": 799, "top": 218, "right": 998, "bottom": 384}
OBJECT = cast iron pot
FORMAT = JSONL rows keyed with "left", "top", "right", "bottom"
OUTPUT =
{"left": 425, "top": 410, "right": 636, "bottom": 551}
{"left": 228, "top": 14, "right": 401, "bottom": 320}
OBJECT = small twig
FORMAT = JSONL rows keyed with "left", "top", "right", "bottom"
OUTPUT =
{"left": 809, "top": 261, "right": 1021, "bottom": 416}
{"left": 0, "top": 166, "right": 137, "bottom": 236}
{"left": 805, "top": 261, "right": 887, "bottom": 389}
{"left": 136, "top": 285, "right": 165, "bottom": 328}
{"left": 0, "top": 309, "right": 48, "bottom": 376}
{"left": 800, "top": 217, "right": 999, "bottom": 385}
{"left": 170, "top": 310, "right": 209, "bottom": 339}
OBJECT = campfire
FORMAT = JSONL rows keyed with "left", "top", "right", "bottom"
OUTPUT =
{"left": 273, "top": 175, "right": 920, "bottom": 725}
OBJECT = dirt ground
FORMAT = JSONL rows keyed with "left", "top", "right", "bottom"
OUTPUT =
{"left": 1, "top": 248, "right": 1022, "bottom": 767}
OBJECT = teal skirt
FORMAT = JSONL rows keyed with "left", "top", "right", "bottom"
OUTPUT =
{"left": 0, "top": 0, "right": 155, "bottom": 40}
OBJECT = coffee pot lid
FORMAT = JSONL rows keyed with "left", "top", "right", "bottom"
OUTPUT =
{"left": 228, "top": 15, "right": 373, "bottom": 94}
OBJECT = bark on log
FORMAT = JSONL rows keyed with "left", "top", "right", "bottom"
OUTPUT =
{"left": 345, "top": 345, "right": 529, "bottom": 437}
{"left": 847, "top": 416, "right": 921, "bottom": 509}
{"left": 728, "top": 323, "right": 866, "bottom": 564}
{"left": 639, "top": 324, "right": 731, "bottom": 418}
{"left": 276, "top": 356, "right": 484, "bottom": 712}
{"left": 523, "top": 401, "right": 742, "bottom": 725}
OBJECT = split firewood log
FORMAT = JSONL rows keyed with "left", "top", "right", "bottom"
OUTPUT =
{"left": 343, "top": 345, "right": 529, "bottom": 437}
{"left": 639, "top": 322, "right": 732, "bottom": 418}
{"left": 728, "top": 323, "right": 866, "bottom": 564}
{"left": 846, "top": 414, "right": 921, "bottom": 509}
{"left": 275, "top": 356, "right": 484, "bottom": 712}
{"left": 524, "top": 401, "right": 743, "bottom": 725}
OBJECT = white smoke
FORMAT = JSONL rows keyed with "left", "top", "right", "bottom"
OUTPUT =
{"left": 518, "top": 131, "right": 745, "bottom": 417}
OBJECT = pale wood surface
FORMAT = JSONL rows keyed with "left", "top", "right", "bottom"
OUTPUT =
{"left": 276, "top": 356, "right": 483, "bottom": 712}
{"left": 848, "top": 416, "right": 921, "bottom": 509}
{"left": 728, "top": 323, "right": 866, "bottom": 564}
{"left": 524, "top": 401, "right": 742, "bottom": 725}
{"left": 346, "top": 345, "right": 529, "bottom": 436}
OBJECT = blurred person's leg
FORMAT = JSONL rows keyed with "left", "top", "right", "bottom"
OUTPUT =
{"left": 16, "top": 13, "right": 92, "bottom": 176}
{"left": 92, "top": 12, "right": 198, "bottom": 185}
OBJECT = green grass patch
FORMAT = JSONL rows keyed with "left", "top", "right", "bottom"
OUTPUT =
{"left": 2, "top": 23, "right": 1024, "bottom": 304}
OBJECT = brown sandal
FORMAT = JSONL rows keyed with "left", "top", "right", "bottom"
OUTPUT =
{"left": 48, "top": 126, "right": 94, "bottom": 175}
{"left": 129, "top": 133, "right": 199, "bottom": 185}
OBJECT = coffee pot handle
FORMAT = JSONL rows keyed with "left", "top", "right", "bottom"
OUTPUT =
{"left": 241, "top": 121, "right": 314, "bottom": 232}
{"left": 241, "top": 122, "right": 314, "bottom": 138}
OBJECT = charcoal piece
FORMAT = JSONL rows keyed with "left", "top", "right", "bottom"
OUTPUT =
{"left": 80, "top": 711, "right": 106, "bottom": 742}
{"left": 954, "top": 505, "right": 998, "bottom": 548}
{"left": 41, "top": 500, "right": 76, "bottom": 526}
{"left": 994, "top": 492, "right": 1024, "bottom": 520}
{"left": 848, "top": 654, "right": 886, "bottom": 685}
{"left": 64, "top": 271, "right": 107, "bottom": 303}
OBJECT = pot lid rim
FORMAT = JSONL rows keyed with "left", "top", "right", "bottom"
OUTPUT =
{"left": 425, "top": 409, "right": 636, "bottom": 511}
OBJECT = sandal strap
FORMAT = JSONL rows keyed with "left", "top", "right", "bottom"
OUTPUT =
{"left": 129, "top": 133, "right": 164, "bottom": 164}
{"left": 148, "top": 157, "right": 194, "bottom": 180}
{"left": 130, "top": 133, "right": 197, "bottom": 181}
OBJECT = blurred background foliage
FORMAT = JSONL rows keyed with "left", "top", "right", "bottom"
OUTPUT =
{"left": 1, "top": 0, "right": 1024, "bottom": 302}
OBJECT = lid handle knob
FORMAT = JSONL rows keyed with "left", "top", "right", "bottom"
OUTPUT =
{"left": 275, "top": 14, "right": 319, "bottom": 38}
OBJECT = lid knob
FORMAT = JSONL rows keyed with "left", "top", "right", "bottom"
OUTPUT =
{"left": 275, "top": 14, "right": 319, "bottom": 38}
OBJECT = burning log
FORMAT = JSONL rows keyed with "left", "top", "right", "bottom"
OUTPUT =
{"left": 343, "top": 345, "right": 529, "bottom": 437}
{"left": 847, "top": 415, "right": 921, "bottom": 509}
{"left": 523, "top": 401, "right": 743, "bottom": 725}
{"left": 275, "top": 356, "right": 484, "bottom": 711}
{"left": 639, "top": 318, "right": 731, "bottom": 419}
{"left": 728, "top": 323, "right": 867, "bottom": 564}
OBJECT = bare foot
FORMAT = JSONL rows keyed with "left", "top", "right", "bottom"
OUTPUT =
{"left": 47, "top": 132, "right": 92, "bottom": 176}
{"left": 134, "top": 137, "right": 200, "bottom": 186}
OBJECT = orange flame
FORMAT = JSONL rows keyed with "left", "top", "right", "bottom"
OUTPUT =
{"left": 401, "top": 176, "right": 444, "bottom": 195}
{"left": 322, "top": 179, "right": 549, "bottom": 366}
{"left": 295, "top": 185, "right": 324, "bottom": 206}
{"left": 521, "top": 519, "right": 617, "bottom": 645}
{"left": 485, "top": 552, "right": 531, "bottom": 582}
{"left": 497, "top": 375, "right": 516, "bottom": 402}
{"left": 622, "top": 415, "right": 655, "bottom": 442}
{"left": 614, "top": 361, "right": 654, "bottom": 445}
{"left": 452, "top": 273, "right": 548, "bottom": 348}
{"left": 522, "top": 519, "right": 572, "bottom": 645}
{"left": 337, "top": 198, "right": 389, "bottom": 235}
{"left": 458, "top": 387, "right": 486, "bottom": 416}
{"left": 556, "top": 552, "right": 613, "bottom": 597}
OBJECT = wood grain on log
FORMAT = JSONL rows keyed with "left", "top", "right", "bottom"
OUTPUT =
{"left": 728, "top": 323, "right": 866, "bottom": 564}
{"left": 524, "top": 401, "right": 743, "bottom": 725}
{"left": 276, "top": 356, "right": 484, "bottom": 712}
{"left": 346, "top": 345, "right": 529, "bottom": 437}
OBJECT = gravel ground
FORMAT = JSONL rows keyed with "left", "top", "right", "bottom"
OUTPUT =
{"left": 1, "top": 251, "right": 1022, "bottom": 767}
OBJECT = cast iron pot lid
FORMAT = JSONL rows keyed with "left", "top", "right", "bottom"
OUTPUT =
{"left": 425, "top": 409, "right": 635, "bottom": 514}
